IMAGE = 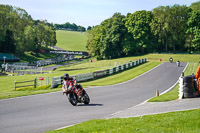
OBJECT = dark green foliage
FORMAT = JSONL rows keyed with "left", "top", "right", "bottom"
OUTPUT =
{"left": 125, "top": 10, "right": 153, "bottom": 54}
{"left": 54, "top": 22, "right": 86, "bottom": 32}
{"left": 0, "top": 4, "right": 57, "bottom": 55}
{"left": 186, "top": 10, "right": 200, "bottom": 52}
{"left": 151, "top": 5, "right": 190, "bottom": 53}
{"left": 0, "top": 30, "right": 15, "bottom": 53}
{"left": 86, "top": 13, "right": 127, "bottom": 59}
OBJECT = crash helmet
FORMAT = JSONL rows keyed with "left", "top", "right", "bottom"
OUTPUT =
{"left": 63, "top": 73, "right": 69, "bottom": 80}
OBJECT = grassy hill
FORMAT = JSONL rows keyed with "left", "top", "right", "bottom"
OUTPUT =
{"left": 56, "top": 30, "right": 87, "bottom": 51}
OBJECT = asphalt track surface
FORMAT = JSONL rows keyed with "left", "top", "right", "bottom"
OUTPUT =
{"left": 0, "top": 62, "right": 187, "bottom": 133}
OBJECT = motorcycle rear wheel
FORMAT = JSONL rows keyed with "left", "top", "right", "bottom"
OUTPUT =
{"left": 84, "top": 93, "right": 90, "bottom": 105}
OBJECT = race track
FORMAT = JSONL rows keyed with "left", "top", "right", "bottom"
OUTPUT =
{"left": 0, "top": 62, "right": 187, "bottom": 133}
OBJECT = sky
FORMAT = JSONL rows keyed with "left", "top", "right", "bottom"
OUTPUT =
{"left": 0, "top": 0, "right": 198, "bottom": 28}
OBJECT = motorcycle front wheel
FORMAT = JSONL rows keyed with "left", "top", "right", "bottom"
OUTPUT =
{"left": 68, "top": 93, "right": 77, "bottom": 106}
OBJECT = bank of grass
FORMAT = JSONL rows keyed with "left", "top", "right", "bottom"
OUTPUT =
{"left": 56, "top": 30, "right": 87, "bottom": 51}
{"left": 47, "top": 108, "right": 200, "bottom": 133}
{"left": 148, "top": 62, "right": 199, "bottom": 102}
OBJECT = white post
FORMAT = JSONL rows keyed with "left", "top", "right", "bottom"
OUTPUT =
{"left": 3, "top": 56, "right": 6, "bottom": 65}
{"left": 179, "top": 75, "right": 184, "bottom": 99}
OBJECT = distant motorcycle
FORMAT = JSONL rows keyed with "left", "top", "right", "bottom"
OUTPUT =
{"left": 64, "top": 84, "right": 90, "bottom": 106}
{"left": 176, "top": 61, "right": 180, "bottom": 67}
{"left": 169, "top": 57, "right": 173, "bottom": 63}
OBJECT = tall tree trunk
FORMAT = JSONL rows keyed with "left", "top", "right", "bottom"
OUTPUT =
{"left": 165, "top": 37, "right": 168, "bottom": 53}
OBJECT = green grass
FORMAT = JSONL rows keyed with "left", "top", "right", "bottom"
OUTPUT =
{"left": 56, "top": 30, "right": 87, "bottom": 51}
{"left": 46, "top": 108, "right": 200, "bottom": 133}
{"left": 148, "top": 84, "right": 179, "bottom": 102}
{"left": 148, "top": 62, "right": 199, "bottom": 102}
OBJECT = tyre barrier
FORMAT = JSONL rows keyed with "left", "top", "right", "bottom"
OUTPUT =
{"left": 179, "top": 75, "right": 197, "bottom": 99}
{"left": 183, "top": 76, "right": 194, "bottom": 98}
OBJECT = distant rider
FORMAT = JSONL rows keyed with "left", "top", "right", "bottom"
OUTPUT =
{"left": 169, "top": 57, "right": 173, "bottom": 63}
{"left": 176, "top": 60, "right": 180, "bottom": 67}
{"left": 62, "top": 73, "right": 76, "bottom": 94}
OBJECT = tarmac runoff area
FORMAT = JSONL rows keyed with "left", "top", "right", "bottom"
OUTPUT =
{"left": 107, "top": 97, "right": 200, "bottom": 119}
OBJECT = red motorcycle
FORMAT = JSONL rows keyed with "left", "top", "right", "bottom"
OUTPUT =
{"left": 64, "top": 84, "right": 90, "bottom": 106}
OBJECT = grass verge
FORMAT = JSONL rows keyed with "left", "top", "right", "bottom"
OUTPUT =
{"left": 46, "top": 108, "right": 200, "bottom": 133}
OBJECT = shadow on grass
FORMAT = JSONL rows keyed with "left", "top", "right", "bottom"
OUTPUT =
{"left": 59, "top": 67, "right": 95, "bottom": 71}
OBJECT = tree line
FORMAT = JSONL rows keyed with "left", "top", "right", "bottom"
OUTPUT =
{"left": 86, "top": 2, "right": 200, "bottom": 60}
{"left": 54, "top": 22, "right": 86, "bottom": 32}
{"left": 0, "top": 5, "right": 57, "bottom": 56}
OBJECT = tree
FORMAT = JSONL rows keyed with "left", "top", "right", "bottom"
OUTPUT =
{"left": 167, "top": 5, "right": 190, "bottom": 52}
{"left": 102, "top": 13, "right": 126, "bottom": 59}
{"left": 151, "top": 5, "right": 190, "bottom": 53}
{"left": 87, "top": 26, "right": 92, "bottom": 31}
{"left": 86, "top": 25, "right": 102, "bottom": 57}
{"left": 186, "top": 10, "right": 200, "bottom": 52}
{"left": 86, "top": 13, "right": 127, "bottom": 59}
{"left": 54, "top": 22, "right": 86, "bottom": 32}
{"left": 150, "top": 6, "right": 171, "bottom": 53}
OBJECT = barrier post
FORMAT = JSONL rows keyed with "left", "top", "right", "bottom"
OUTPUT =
{"left": 14, "top": 80, "right": 16, "bottom": 90}
{"left": 34, "top": 78, "right": 37, "bottom": 88}
{"left": 156, "top": 90, "right": 159, "bottom": 96}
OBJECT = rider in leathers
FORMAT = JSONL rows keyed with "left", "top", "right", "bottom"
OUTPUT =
{"left": 62, "top": 73, "right": 76, "bottom": 94}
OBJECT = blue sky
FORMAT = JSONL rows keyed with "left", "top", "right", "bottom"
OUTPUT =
{"left": 0, "top": 0, "right": 198, "bottom": 27}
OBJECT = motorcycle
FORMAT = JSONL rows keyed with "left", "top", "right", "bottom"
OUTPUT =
{"left": 176, "top": 61, "right": 180, "bottom": 67}
{"left": 64, "top": 84, "right": 90, "bottom": 106}
{"left": 169, "top": 57, "right": 173, "bottom": 63}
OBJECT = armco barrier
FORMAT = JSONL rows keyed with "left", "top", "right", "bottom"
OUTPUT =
{"left": 52, "top": 58, "right": 147, "bottom": 88}
{"left": 52, "top": 76, "right": 62, "bottom": 88}
{"left": 75, "top": 72, "right": 94, "bottom": 82}
{"left": 93, "top": 70, "right": 107, "bottom": 78}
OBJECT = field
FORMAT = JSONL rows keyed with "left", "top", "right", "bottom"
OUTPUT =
{"left": 56, "top": 30, "right": 87, "bottom": 51}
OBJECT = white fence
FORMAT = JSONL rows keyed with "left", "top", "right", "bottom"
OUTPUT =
{"left": 5, "top": 56, "right": 67, "bottom": 73}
